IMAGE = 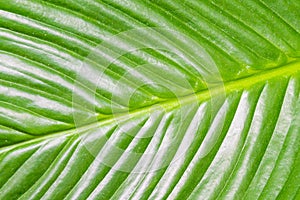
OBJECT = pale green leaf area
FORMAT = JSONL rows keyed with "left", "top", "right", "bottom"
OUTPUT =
{"left": 0, "top": 0, "right": 300, "bottom": 200}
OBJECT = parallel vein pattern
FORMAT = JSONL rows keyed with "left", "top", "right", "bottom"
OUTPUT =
{"left": 0, "top": 0, "right": 300, "bottom": 199}
{"left": 0, "top": 73, "right": 299, "bottom": 200}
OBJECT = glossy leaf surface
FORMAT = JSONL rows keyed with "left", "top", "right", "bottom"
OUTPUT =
{"left": 0, "top": 0, "right": 299, "bottom": 199}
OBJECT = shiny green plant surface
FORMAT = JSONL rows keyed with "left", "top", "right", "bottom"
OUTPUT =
{"left": 0, "top": 0, "right": 300, "bottom": 199}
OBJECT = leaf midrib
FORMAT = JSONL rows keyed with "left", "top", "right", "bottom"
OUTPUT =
{"left": 1, "top": 59, "right": 300, "bottom": 152}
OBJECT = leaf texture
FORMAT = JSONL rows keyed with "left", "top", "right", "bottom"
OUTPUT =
{"left": 0, "top": 0, "right": 299, "bottom": 199}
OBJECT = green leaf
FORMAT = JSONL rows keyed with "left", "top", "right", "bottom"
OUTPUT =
{"left": 0, "top": 0, "right": 300, "bottom": 199}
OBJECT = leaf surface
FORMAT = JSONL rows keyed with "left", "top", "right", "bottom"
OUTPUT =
{"left": 0, "top": 0, "right": 299, "bottom": 199}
